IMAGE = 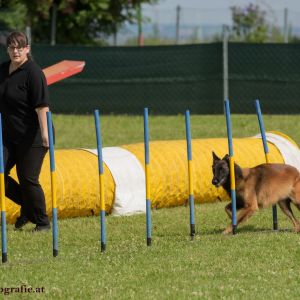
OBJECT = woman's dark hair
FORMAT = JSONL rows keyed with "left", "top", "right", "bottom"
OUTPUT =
{"left": 6, "top": 31, "right": 32, "bottom": 60}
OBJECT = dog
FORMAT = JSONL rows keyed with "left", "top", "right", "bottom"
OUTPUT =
{"left": 212, "top": 151, "right": 300, "bottom": 234}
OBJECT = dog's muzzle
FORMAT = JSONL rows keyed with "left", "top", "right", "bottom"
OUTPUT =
{"left": 212, "top": 178, "right": 220, "bottom": 187}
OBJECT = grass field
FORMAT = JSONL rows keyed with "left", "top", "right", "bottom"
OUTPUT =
{"left": 1, "top": 114, "right": 300, "bottom": 299}
{"left": 53, "top": 114, "right": 300, "bottom": 148}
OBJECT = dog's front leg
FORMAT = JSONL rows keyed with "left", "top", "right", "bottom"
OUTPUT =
{"left": 224, "top": 197, "right": 245, "bottom": 221}
{"left": 236, "top": 206, "right": 257, "bottom": 225}
{"left": 224, "top": 203, "right": 232, "bottom": 219}
{"left": 223, "top": 204, "right": 235, "bottom": 234}
{"left": 223, "top": 205, "right": 258, "bottom": 234}
{"left": 223, "top": 198, "right": 245, "bottom": 234}
{"left": 223, "top": 224, "right": 233, "bottom": 234}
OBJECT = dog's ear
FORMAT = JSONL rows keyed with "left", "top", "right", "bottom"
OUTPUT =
{"left": 222, "top": 154, "right": 230, "bottom": 161}
{"left": 212, "top": 151, "right": 220, "bottom": 161}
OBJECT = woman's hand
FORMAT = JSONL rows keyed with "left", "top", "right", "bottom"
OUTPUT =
{"left": 35, "top": 106, "right": 49, "bottom": 148}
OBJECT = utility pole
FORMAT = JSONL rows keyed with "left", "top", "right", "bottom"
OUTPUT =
{"left": 25, "top": 26, "right": 31, "bottom": 45}
{"left": 284, "top": 8, "right": 288, "bottom": 43}
{"left": 137, "top": 2, "right": 144, "bottom": 46}
{"left": 175, "top": 5, "right": 181, "bottom": 44}
{"left": 113, "top": 23, "right": 117, "bottom": 46}
{"left": 50, "top": 3, "right": 57, "bottom": 45}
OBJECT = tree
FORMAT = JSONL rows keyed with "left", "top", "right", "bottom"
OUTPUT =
{"left": 230, "top": 3, "right": 269, "bottom": 43}
{"left": 0, "top": 0, "right": 158, "bottom": 45}
{"left": 0, "top": 0, "right": 27, "bottom": 31}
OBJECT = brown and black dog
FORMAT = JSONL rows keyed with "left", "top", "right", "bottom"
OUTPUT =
{"left": 212, "top": 151, "right": 300, "bottom": 234}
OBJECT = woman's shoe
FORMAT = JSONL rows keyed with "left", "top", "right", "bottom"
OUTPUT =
{"left": 32, "top": 224, "right": 51, "bottom": 232}
{"left": 14, "top": 215, "right": 29, "bottom": 230}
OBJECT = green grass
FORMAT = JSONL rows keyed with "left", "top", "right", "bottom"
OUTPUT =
{"left": 2, "top": 204, "right": 300, "bottom": 299}
{"left": 2, "top": 114, "right": 300, "bottom": 299}
{"left": 52, "top": 114, "right": 300, "bottom": 149}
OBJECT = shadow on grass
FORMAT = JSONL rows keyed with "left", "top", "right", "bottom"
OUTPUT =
{"left": 201, "top": 225, "right": 294, "bottom": 236}
{"left": 238, "top": 225, "right": 294, "bottom": 234}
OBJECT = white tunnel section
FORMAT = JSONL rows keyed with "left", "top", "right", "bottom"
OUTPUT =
{"left": 84, "top": 147, "right": 146, "bottom": 215}
{"left": 254, "top": 132, "right": 300, "bottom": 172}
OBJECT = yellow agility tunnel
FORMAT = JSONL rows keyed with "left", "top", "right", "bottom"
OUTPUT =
{"left": 4, "top": 132, "right": 300, "bottom": 224}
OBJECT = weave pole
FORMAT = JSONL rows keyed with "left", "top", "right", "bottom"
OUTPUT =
{"left": 0, "top": 114, "right": 7, "bottom": 263}
{"left": 185, "top": 110, "right": 196, "bottom": 239}
{"left": 255, "top": 99, "right": 278, "bottom": 230}
{"left": 94, "top": 110, "right": 106, "bottom": 252}
{"left": 46, "top": 111, "right": 59, "bottom": 257}
{"left": 224, "top": 100, "right": 237, "bottom": 234}
{"left": 143, "top": 108, "right": 152, "bottom": 246}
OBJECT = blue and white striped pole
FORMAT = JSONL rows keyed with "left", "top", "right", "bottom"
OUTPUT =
{"left": 185, "top": 110, "right": 196, "bottom": 239}
{"left": 255, "top": 99, "right": 278, "bottom": 230}
{"left": 0, "top": 114, "right": 7, "bottom": 263}
{"left": 46, "top": 111, "right": 59, "bottom": 257}
{"left": 224, "top": 100, "right": 237, "bottom": 234}
{"left": 144, "top": 108, "right": 152, "bottom": 246}
{"left": 94, "top": 110, "right": 106, "bottom": 252}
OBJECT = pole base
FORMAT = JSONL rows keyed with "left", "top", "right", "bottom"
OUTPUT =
{"left": 272, "top": 205, "right": 278, "bottom": 231}
{"left": 147, "top": 237, "right": 152, "bottom": 246}
{"left": 101, "top": 242, "right": 106, "bottom": 252}
{"left": 2, "top": 253, "right": 7, "bottom": 263}
{"left": 232, "top": 225, "right": 237, "bottom": 235}
{"left": 53, "top": 249, "right": 58, "bottom": 257}
{"left": 190, "top": 224, "right": 195, "bottom": 240}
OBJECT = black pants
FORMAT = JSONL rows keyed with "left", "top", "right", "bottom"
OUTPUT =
{"left": 3, "top": 140, "right": 49, "bottom": 226}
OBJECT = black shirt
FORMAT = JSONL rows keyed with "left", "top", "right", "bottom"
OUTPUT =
{"left": 0, "top": 59, "right": 49, "bottom": 146}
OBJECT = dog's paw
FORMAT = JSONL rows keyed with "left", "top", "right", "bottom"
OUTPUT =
{"left": 222, "top": 226, "right": 233, "bottom": 235}
{"left": 294, "top": 227, "right": 300, "bottom": 233}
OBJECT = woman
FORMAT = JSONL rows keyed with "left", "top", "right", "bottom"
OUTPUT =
{"left": 0, "top": 31, "right": 51, "bottom": 231}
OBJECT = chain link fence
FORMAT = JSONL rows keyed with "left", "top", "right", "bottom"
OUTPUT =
{"left": 0, "top": 43, "right": 300, "bottom": 114}
{"left": 229, "top": 43, "right": 300, "bottom": 113}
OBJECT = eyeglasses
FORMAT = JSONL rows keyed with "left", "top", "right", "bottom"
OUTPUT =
{"left": 7, "top": 46, "right": 25, "bottom": 53}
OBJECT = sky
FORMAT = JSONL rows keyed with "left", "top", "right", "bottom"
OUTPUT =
{"left": 154, "top": 0, "right": 300, "bottom": 11}
{"left": 142, "top": 0, "right": 300, "bottom": 26}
